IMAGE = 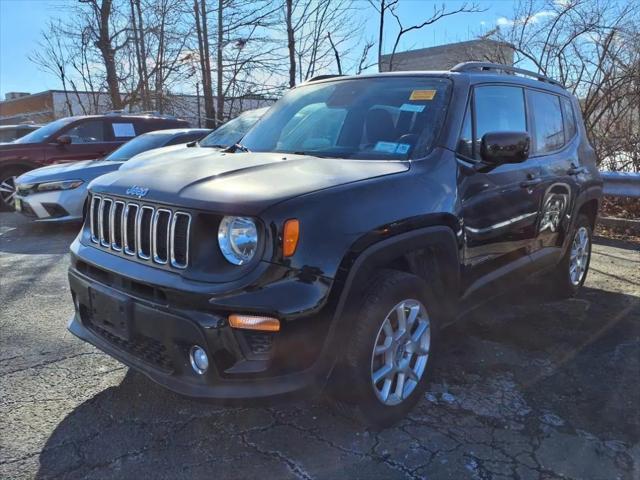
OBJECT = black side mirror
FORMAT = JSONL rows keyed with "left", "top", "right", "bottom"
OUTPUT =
{"left": 480, "top": 131, "right": 530, "bottom": 166}
{"left": 56, "top": 135, "right": 72, "bottom": 146}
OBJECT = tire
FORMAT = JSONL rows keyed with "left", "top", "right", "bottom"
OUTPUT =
{"left": 327, "top": 269, "right": 438, "bottom": 428}
{"left": 0, "top": 166, "right": 29, "bottom": 211}
{"left": 548, "top": 213, "right": 593, "bottom": 298}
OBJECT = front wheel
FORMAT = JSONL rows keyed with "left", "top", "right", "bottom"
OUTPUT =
{"left": 328, "top": 270, "right": 438, "bottom": 428}
{"left": 0, "top": 167, "right": 28, "bottom": 211}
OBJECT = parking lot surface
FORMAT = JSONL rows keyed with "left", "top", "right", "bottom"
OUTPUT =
{"left": 1, "top": 212, "right": 638, "bottom": 480}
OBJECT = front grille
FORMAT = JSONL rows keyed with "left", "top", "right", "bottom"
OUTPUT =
{"left": 90, "top": 194, "right": 191, "bottom": 269}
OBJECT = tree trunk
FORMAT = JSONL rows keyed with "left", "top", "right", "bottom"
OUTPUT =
{"left": 96, "top": 0, "right": 122, "bottom": 110}
{"left": 134, "top": 0, "right": 150, "bottom": 110}
{"left": 194, "top": 0, "right": 216, "bottom": 128}
{"left": 286, "top": 0, "right": 296, "bottom": 87}
{"left": 377, "top": 0, "right": 385, "bottom": 71}
{"left": 216, "top": 0, "right": 224, "bottom": 123}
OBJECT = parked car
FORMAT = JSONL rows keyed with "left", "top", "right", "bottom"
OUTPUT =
{"left": 13, "top": 129, "right": 210, "bottom": 223}
{"left": 0, "top": 113, "right": 189, "bottom": 210}
{"left": 120, "top": 107, "right": 269, "bottom": 171}
{"left": 0, "top": 124, "right": 42, "bottom": 143}
{"left": 67, "top": 63, "right": 602, "bottom": 427}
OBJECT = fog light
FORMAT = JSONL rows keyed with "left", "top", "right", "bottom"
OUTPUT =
{"left": 189, "top": 345, "right": 209, "bottom": 374}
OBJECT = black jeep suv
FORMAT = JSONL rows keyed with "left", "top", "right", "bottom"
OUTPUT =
{"left": 67, "top": 63, "right": 602, "bottom": 427}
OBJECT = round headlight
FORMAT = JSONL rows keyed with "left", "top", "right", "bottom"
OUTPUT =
{"left": 218, "top": 216, "right": 258, "bottom": 265}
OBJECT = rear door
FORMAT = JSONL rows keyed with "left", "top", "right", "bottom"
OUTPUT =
{"left": 525, "top": 90, "right": 578, "bottom": 256}
{"left": 45, "top": 118, "right": 116, "bottom": 164}
{"left": 458, "top": 84, "right": 544, "bottom": 288}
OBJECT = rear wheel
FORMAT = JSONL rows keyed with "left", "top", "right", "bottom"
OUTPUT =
{"left": 0, "top": 167, "right": 28, "bottom": 211}
{"left": 328, "top": 270, "right": 438, "bottom": 428}
{"left": 548, "top": 214, "right": 593, "bottom": 297}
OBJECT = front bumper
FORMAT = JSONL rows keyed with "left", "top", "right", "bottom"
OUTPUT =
{"left": 67, "top": 257, "right": 335, "bottom": 403}
{"left": 14, "top": 186, "right": 86, "bottom": 222}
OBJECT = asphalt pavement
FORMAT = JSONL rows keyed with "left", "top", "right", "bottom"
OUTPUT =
{"left": 1, "top": 212, "right": 638, "bottom": 480}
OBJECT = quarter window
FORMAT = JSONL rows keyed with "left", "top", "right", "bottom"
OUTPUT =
{"left": 528, "top": 90, "right": 564, "bottom": 154}
{"left": 474, "top": 86, "right": 527, "bottom": 157}
{"left": 561, "top": 97, "right": 577, "bottom": 141}
{"left": 457, "top": 100, "right": 473, "bottom": 159}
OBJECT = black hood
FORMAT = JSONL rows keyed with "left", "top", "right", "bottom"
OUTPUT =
{"left": 89, "top": 151, "right": 409, "bottom": 215}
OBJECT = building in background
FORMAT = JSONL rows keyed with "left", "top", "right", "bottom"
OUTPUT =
{"left": 0, "top": 90, "right": 274, "bottom": 126}
{"left": 379, "top": 39, "right": 514, "bottom": 72}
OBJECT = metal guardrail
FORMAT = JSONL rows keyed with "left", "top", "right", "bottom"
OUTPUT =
{"left": 601, "top": 171, "right": 640, "bottom": 198}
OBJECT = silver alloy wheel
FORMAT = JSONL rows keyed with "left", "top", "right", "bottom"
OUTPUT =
{"left": 569, "top": 226, "right": 590, "bottom": 286}
{"left": 370, "top": 299, "right": 431, "bottom": 406}
{"left": 0, "top": 175, "right": 17, "bottom": 207}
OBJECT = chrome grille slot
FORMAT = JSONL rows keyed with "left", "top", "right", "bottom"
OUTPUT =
{"left": 87, "top": 195, "right": 191, "bottom": 269}
{"left": 124, "top": 204, "right": 138, "bottom": 255}
{"left": 153, "top": 209, "right": 171, "bottom": 264}
{"left": 111, "top": 201, "right": 125, "bottom": 250}
{"left": 90, "top": 196, "right": 101, "bottom": 243}
{"left": 171, "top": 212, "right": 191, "bottom": 269}
{"left": 137, "top": 206, "right": 154, "bottom": 259}
{"left": 99, "top": 198, "right": 113, "bottom": 247}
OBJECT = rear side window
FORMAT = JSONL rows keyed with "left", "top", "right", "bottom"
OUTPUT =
{"left": 561, "top": 97, "right": 577, "bottom": 141}
{"left": 65, "top": 120, "right": 105, "bottom": 143}
{"left": 528, "top": 90, "right": 564, "bottom": 154}
{"left": 474, "top": 86, "right": 526, "bottom": 156}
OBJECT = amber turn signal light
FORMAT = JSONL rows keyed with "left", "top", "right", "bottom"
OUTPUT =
{"left": 283, "top": 219, "right": 300, "bottom": 257}
{"left": 229, "top": 314, "right": 280, "bottom": 332}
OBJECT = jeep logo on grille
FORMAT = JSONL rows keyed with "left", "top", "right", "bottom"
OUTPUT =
{"left": 125, "top": 186, "right": 149, "bottom": 198}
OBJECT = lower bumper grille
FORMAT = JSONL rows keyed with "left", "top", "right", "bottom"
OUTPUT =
{"left": 87, "top": 321, "right": 175, "bottom": 373}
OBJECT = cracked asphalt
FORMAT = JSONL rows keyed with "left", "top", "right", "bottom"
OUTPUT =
{"left": 1, "top": 212, "right": 638, "bottom": 480}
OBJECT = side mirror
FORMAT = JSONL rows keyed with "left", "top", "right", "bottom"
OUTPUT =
{"left": 56, "top": 135, "right": 72, "bottom": 146}
{"left": 480, "top": 131, "right": 530, "bottom": 166}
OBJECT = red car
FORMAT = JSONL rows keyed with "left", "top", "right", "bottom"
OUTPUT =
{"left": 0, "top": 113, "right": 189, "bottom": 210}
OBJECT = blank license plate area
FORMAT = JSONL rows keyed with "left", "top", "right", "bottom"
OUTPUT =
{"left": 89, "top": 287, "right": 132, "bottom": 341}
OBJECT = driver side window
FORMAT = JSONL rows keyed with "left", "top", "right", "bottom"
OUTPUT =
{"left": 64, "top": 120, "right": 105, "bottom": 144}
{"left": 474, "top": 86, "right": 526, "bottom": 160}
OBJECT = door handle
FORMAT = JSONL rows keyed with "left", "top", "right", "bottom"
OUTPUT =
{"left": 567, "top": 165, "right": 586, "bottom": 175}
{"left": 520, "top": 178, "right": 542, "bottom": 188}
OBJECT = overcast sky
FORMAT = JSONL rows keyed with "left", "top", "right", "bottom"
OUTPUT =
{"left": 0, "top": 0, "right": 517, "bottom": 98}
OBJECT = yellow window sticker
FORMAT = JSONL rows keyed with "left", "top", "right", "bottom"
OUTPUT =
{"left": 410, "top": 89, "right": 436, "bottom": 101}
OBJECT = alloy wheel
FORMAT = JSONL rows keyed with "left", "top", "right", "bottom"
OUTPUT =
{"left": 0, "top": 175, "right": 17, "bottom": 208}
{"left": 370, "top": 299, "right": 431, "bottom": 406}
{"left": 569, "top": 226, "right": 590, "bottom": 286}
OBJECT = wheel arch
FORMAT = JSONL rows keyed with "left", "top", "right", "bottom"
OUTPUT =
{"left": 330, "top": 224, "right": 460, "bottom": 332}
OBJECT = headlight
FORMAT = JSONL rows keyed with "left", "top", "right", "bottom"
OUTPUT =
{"left": 35, "top": 179, "right": 84, "bottom": 192}
{"left": 218, "top": 216, "right": 258, "bottom": 265}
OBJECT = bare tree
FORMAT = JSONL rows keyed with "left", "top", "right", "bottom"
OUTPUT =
{"left": 489, "top": 0, "right": 640, "bottom": 171}
{"left": 386, "top": 2, "right": 484, "bottom": 71}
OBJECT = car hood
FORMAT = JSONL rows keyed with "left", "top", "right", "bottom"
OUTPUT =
{"left": 90, "top": 151, "right": 409, "bottom": 215}
{"left": 17, "top": 160, "right": 122, "bottom": 185}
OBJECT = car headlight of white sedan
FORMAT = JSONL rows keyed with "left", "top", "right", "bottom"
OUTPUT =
{"left": 35, "top": 179, "right": 84, "bottom": 192}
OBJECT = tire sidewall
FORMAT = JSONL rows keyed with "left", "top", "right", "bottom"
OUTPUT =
{"left": 347, "top": 272, "right": 439, "bottom": 428}
{"left": 563, "top": 214, "right": 593, "bottom": 295}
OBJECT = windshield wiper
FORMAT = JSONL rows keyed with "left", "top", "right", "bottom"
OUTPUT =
{"left": 224, "top": 143, "right": 251, "bottom": 153}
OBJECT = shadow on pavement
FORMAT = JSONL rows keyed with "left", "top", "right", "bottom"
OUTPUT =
{"left": 36, "top": 283, "right": 639, "bottom": 479}
{"left": 0, "top": 212, "right": 80, "bottom": 255}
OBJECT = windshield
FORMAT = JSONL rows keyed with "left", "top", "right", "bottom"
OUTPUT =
{"left": 240, "top": 77, "right": 451, "bottom": 159}
{"left": 13, "top": 117, "right": 75, "bottom": 144}
{"left": 105, "top": 132, "right": 173, "bottom": 161}
{"left": 199, "top": 108, "right": 268, "bottom": 148}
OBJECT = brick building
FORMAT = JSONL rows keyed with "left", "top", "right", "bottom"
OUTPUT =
{"left": 0, "top": 90, "right": 274, "bottom": 126}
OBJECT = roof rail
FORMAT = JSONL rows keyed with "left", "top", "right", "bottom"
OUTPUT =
{"left": 450, "top": 62, "right": 564, "bottom": 88}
